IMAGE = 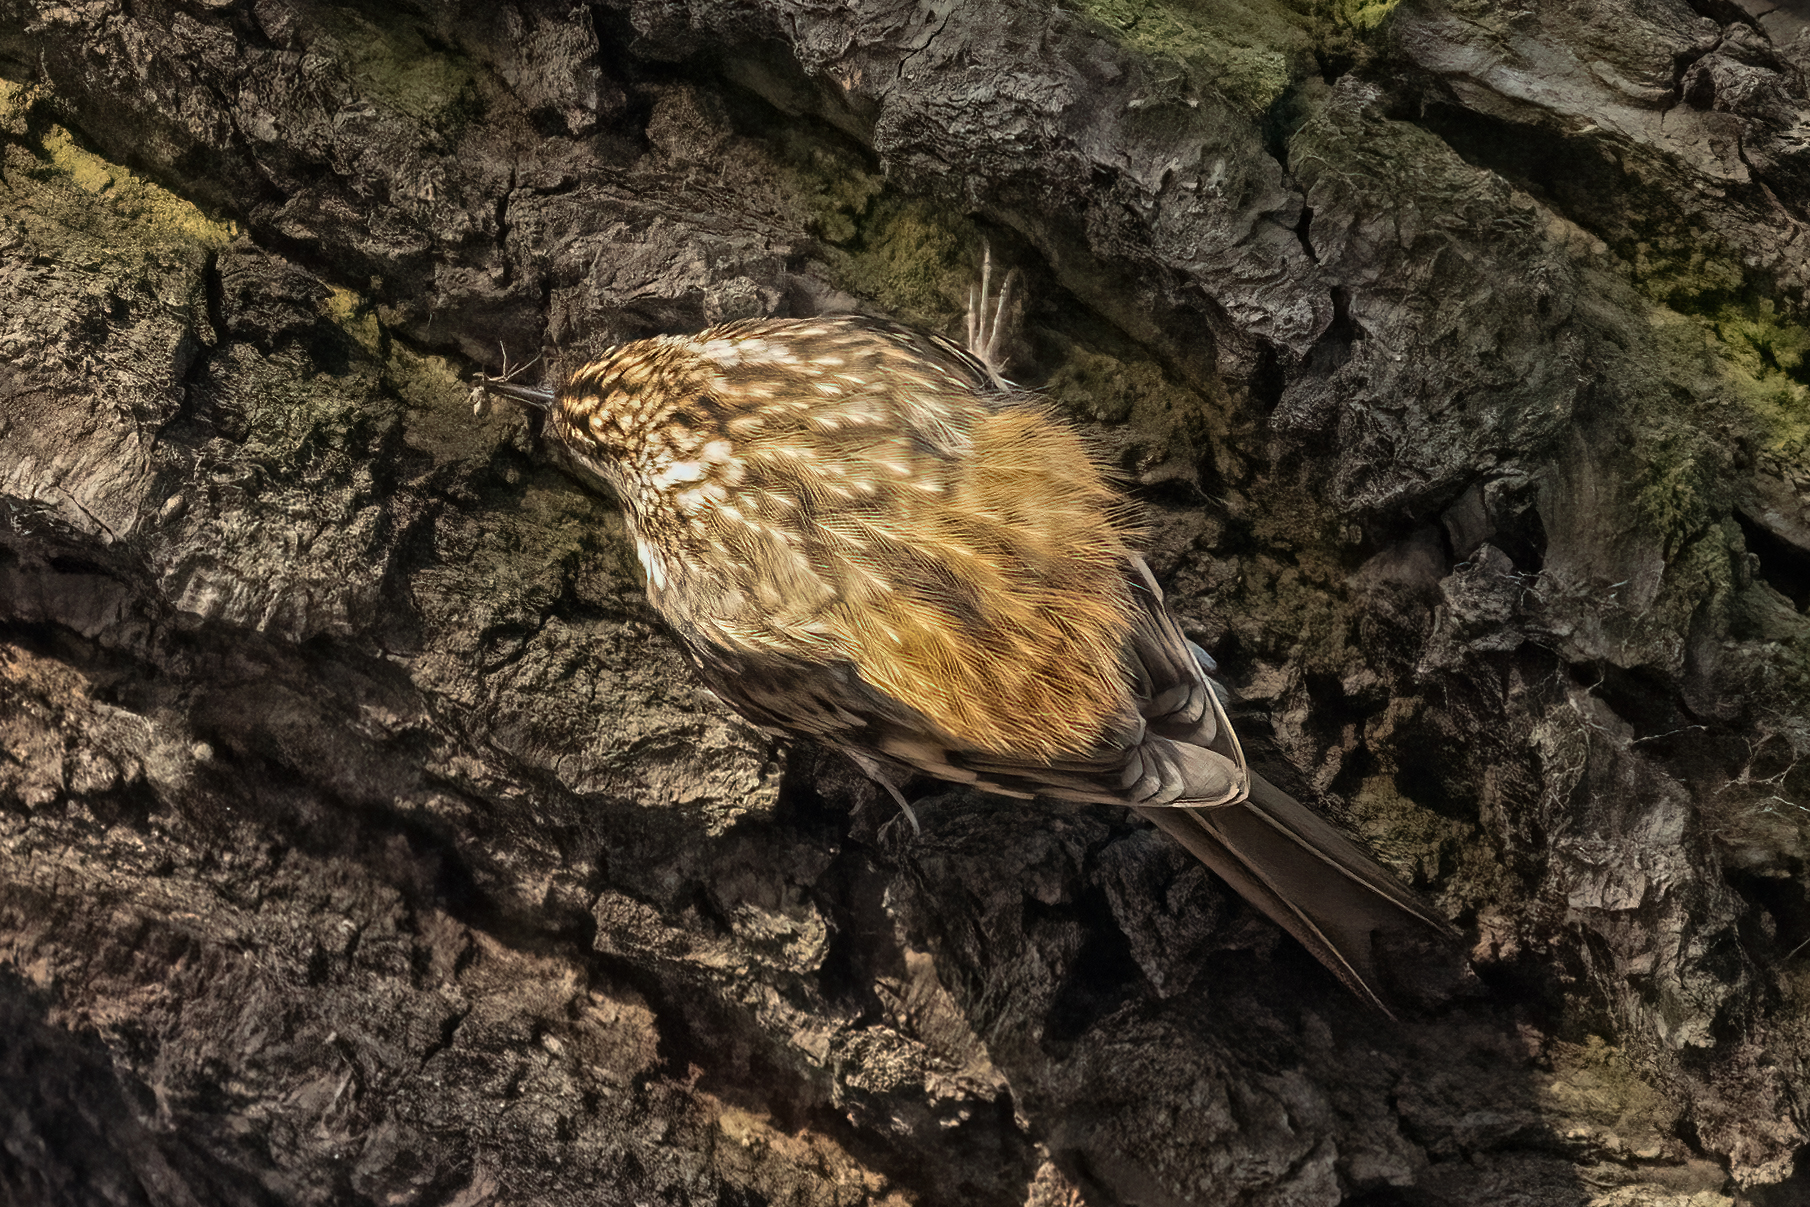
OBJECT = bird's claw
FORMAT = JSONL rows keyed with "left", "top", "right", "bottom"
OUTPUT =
{"left": 965, "top": 244, "right": 1021, "bottom": 390}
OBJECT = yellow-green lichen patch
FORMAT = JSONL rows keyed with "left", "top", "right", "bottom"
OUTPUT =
{"left": 309, "top": 4, "right": 483, "bottom": 135}
{"left": 1540, "top": 1035, "right": 1684, "bottom": 1164}
{"left": 1624, "top": 229, "right": 1809, "bottom": 460}
{"left": 1634, "top": 295, "right": 1800, "bottom": 477}
{"left": 1344, "top": 769, "right": 1502, "bottom": 907}
{"left": 324, "top": 285, "right": 387, "bottom": 359}
{"left": 0, "top": 76, "right": 38, "bottom": 132}
{"left": 1625, "top": 230, "right": 1745, "bottom": 311}
{"left": 1327, "top": 0, "right": 1400, "bottom": 31}
{"left": 44, "top": 125, "right": 237, "bottom": 249}
{"left": 2, "top": 96, "right": 236, "bottom": 265}
{"left": 1707, "top": 298, "right": 1810, "bottom": 458}
{"left": 1308, "top": 0, "right": 1401, "bottom": 75}
{"left": 0, "top": 86, "right": 236, "bottom": 533}
{"left": 1075, "top": 0, "right": 1313, "bottom": 115}
{"left": 1713, "top": 298, "right": 1810, "bottom": 383}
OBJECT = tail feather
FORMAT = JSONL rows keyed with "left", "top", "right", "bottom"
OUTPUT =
{"left": 1135, "top": 772, "right": 1455, "bottom": 1015}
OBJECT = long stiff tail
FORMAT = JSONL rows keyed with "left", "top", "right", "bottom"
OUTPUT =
{"left": 1135, "top": 772, "right": 1456, "bottom": 1015}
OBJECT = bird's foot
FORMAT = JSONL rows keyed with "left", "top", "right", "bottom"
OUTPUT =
{"left": 846, "top": 750, "right": 922, "bottom": 836}
{"left": 874, "top": 775, "right": 922, "bottom": 838}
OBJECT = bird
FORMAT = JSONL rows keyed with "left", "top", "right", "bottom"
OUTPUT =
{"left": 473, "top": 258, "right": 1456, "bottom": 1013}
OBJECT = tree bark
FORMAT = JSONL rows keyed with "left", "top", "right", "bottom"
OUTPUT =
{"left": 2, "top": 0, "right": 1808, "bottom": 1203}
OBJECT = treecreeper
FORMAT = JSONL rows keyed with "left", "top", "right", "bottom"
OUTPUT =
{"left": 475, "top": 258, "right": 1461, "bottom": 1014}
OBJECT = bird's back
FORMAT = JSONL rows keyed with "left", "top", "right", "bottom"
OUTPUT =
{"left": 628, "top": 317, "right": 1145, "bottom": 763}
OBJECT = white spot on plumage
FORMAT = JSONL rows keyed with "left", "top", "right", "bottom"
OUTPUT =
{"left": 654, "top": 460, "right": 708, "bottom": 486}
{"left": 675, "top": 481, "right": 729, "bottom": 513}
{"left": 699, "top": 337, "right": 800, "bottom": 368}
{"left": 636, "top": 537, "right": 668, "bottom": 590}
{"left": 697, "top": 338, "right": 742, "bottom": 367}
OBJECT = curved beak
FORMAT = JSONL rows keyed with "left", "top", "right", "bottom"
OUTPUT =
{"left": 471, "top": 373, "right": 555, "bottom": 415}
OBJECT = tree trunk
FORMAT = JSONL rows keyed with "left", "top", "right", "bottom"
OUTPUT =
{"left": 2, "top": 0, "right": 1807, "bottom": 1203}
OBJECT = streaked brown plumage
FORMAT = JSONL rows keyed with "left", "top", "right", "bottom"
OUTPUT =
{"left": 477, "top": 275, "right": 1454, "bottom": 1012}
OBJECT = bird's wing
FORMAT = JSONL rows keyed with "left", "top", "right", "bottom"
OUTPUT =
{"left": 673, "top": 552, "right": 1249, "bottom": 809}
{"left": 852, "top": 318, "right": 1000, "bottom": 395}
{"left": 1136, "top": 773, "right": 1458, "bottom": 1016}
{"left": 951, "top": 553, "right": 1249, "bottom": 805}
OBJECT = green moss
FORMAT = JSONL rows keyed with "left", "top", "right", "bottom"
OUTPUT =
{"left": 1044, "top": 346, "right": 1147, "bottom": 427}
{"left": 1647, "top": 298, "right": 1810, "bottom": 465}
{"left": 1621, "top": 224, "right": 1809, "bottom": 458}
{"left": 1040, "top": 342, "right": 1222, "bottom": 483}
{"left": 1226, "top": 553, "right": 1359, "bottom": 674}
{"left": 1710, "top": 299, "right": 1810, "bottom": 452}
{"left": 836, "top": 196, "right": 979, "bottom": 332}
{"left": 1715, "top": 298, "right": 1810, "bottom": 380}
{"left": 778, "top": 133, "right": 886, "bottom": 247}
{"left": 1630, "top": 426, "right": 1715, "bottom": 562}
{"left": 1626, "top": 231, "right": 1745, "bottom": 309}
{"left": 757, "top": 126, "right": 978, "bottom": 332}
{"left": 1074, "top": 0, "right": 1406, "bottom": 112}
{"left": 1074, "top": 0, "right": 1311, "bottom": 114}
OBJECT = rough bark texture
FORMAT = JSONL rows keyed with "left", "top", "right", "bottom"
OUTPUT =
{"left": 2, "top": 0, "right": 1809, "bottom": 1203}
